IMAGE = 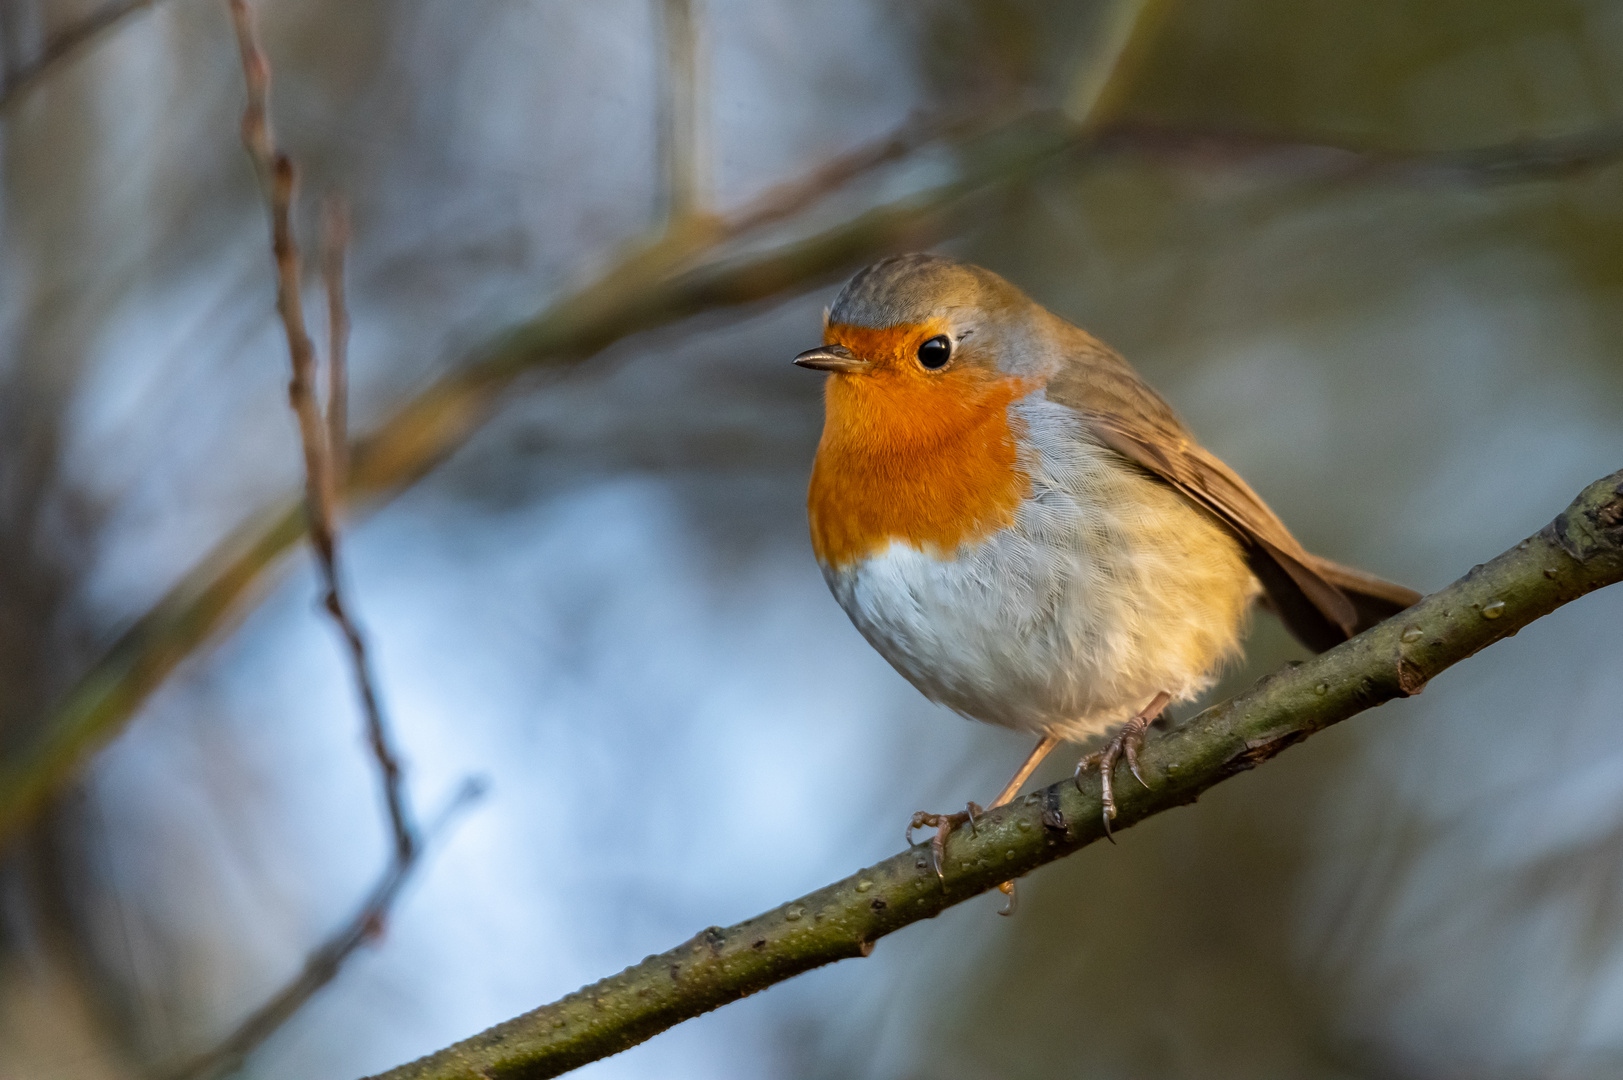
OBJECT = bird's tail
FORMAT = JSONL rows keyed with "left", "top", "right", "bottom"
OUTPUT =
{"left": 1304, "top": 554, "right": 1423, "bottom": 636}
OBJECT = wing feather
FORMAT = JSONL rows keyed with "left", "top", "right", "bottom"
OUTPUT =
{"left": 1041, "top": 322, "right": 1416, "bottom": 651}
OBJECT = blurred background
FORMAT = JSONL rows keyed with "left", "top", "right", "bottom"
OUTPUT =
{"left": 2, "top": 0, "right": 1623, "bottom": 1078}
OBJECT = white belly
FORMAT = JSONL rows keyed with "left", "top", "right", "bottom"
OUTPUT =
{"left": 821, "top": 400, "right": 1259, "bottom": 743}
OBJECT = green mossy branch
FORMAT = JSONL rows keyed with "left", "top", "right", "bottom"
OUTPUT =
{"left": 366, "top": 469, "right": 1623, "bottom": 1080}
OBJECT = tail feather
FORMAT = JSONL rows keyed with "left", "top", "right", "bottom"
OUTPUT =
{"left": 1253, "top": 552, "right": 1421, "bottom": 652}
{"left": 1303, "top": 554, "right": 1422, "bottom": 638}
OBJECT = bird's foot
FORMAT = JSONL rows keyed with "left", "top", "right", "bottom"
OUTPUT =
{"left": 1075, "top": 694, "right": 1170, "bottom": 837}
{"left": 907, "top": 802, "right": 984, "bottom": 881}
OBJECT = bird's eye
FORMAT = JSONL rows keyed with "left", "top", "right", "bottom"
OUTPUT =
{"left": 917, "top": 335, "right": 951, "bottom": 370}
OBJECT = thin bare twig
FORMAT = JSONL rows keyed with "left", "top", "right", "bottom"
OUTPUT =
{"left": 323, "top": 198, "right": 352, "bottom": 499}
{"left": 156, "top": 7, "right": 477, "bottom": 1078}
{"left": 229, "top": 0, "right": 329, "bottom": 534}
{"left": 0, "top": 0, "right": 163, "bottom": 112}
{"left": 229, "top": 0, "right": 414, "bottom": 863}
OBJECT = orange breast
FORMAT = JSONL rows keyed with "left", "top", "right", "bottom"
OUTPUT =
{"left": 807, "top": 322, "right": 1031, "bottom": 568}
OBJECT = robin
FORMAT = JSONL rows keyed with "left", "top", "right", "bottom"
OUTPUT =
{"left": 794, "top": 254, "right": 1418, "bottom": 893}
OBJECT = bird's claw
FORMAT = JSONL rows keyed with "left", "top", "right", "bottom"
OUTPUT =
{"left": 907, "top": 802, "right": 984, "bottom": 881}
{"left": 1074, "top": 716, "right": 1154, "bottom": 837}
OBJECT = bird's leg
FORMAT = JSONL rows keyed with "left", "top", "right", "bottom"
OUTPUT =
{"left": 989, "top": 734, "right": 1061, "bottom": 810}
{"left": 1075, "top": 691, "right": 1172, "bottom": 836}
{"left": 987, "top": 734, "right": 1059, "bottom": 913}
{"left": 907, "top": 734, "right": 1061, "bottom": 889}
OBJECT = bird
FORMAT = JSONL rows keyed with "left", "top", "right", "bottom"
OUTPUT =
{"left": 793, "top": 253, "right": 1419, "bottom": 895}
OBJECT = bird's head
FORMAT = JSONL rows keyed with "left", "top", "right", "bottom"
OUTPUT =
{"left": 794, "top": 254, "right": 1051, "bottom": 452}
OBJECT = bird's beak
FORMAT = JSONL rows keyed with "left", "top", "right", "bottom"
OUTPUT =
{"left": 793, "top": 344, "right": 868, "bottom": 374}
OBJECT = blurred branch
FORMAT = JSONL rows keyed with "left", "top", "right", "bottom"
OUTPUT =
{"left": 1418, "top": 122, "right": 1623, "bottom": 181}
{"left": 657, "top": 0, "right": 706, "bottom": 224}
{"left": 366, "top": 470, "right": 1623, "bottom": 1080}
{"left": 1065, "top": 0, "right": 1177, "bottom": 128}
{"left": 167, "top": 780, "right": 484, "bottom": 1080}
{"left": 0, "top": 0, "right": 162, "bottom": 112}
{"left": 1089, "top": 120, "right": 1623, "bottom": 184}
{"left": 154, "top": 9, "right": 482, "bottom": 1078}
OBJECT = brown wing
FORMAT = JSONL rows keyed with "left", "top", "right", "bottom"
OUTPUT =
{"left": 1042, "top": 322, "right": 1419, "bottom": 652}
